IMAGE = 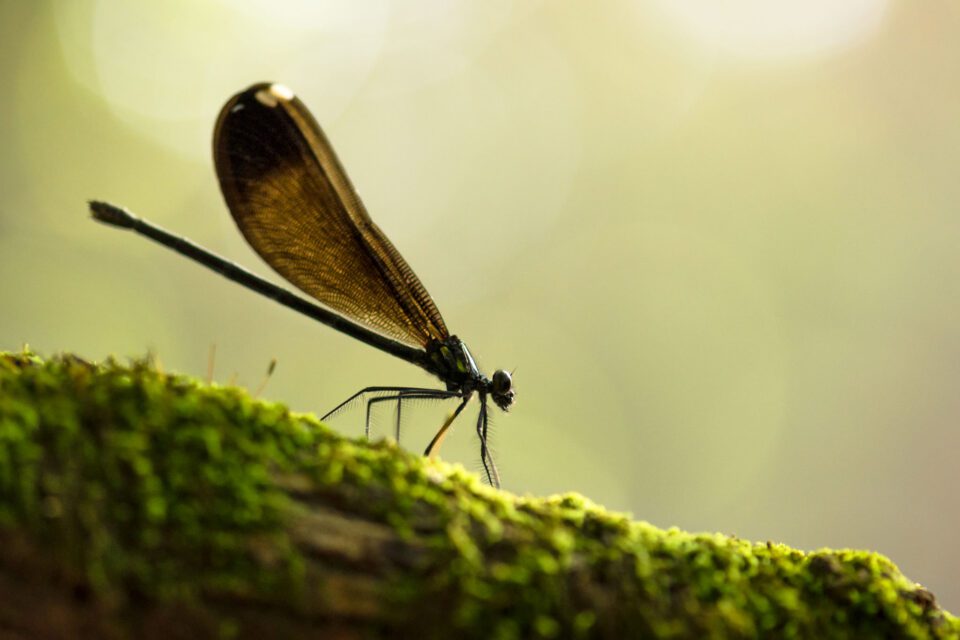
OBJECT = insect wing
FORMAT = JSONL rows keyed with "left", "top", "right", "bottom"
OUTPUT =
{"left": 213, "top": 83, "right": 449, "bottom": 348}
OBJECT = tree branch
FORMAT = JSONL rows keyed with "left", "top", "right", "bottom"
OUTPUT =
{"left": 0, "top": 351, "right": 955, "bottom": 639}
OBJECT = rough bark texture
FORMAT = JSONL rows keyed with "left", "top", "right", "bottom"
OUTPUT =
{"left": 0, "top": 350, "right": 956, "bottom": 639}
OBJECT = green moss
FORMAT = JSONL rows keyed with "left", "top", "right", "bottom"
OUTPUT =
{"left": 0, "top": 349, "right": 313, "bottom": 604}
{"left": 0, "top": 350, "right": 956, "bottom": 639}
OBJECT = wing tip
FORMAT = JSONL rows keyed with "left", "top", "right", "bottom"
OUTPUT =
{"left": 239, "top": 82, "right": 295, "bottom": 109}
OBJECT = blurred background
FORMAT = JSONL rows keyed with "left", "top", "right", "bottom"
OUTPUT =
{"left": 2, "top": 0, "right": 958, "bottom": 609}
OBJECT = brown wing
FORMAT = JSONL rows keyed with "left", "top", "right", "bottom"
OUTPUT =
{"left": 213, "top": 83, "right": 449, "bottom": 349}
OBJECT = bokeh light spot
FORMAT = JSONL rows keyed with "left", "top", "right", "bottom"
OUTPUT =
{"left": 649, "top": 0, "right": 892, "bottom": 63}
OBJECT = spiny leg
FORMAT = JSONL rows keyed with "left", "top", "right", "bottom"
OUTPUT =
{"left": 395, "top": 392, "right": 402, "bottom": 441}
{"left": 484, "top": 413, "right": 502, "bottom": 489}
{"left": 365, "top": 389, "right": 460, "bottom": 442}
{"left": 476, "top": 396, "right": 501, "bottom": 489}
{"left": 424, "top": 396, "right": 471, "bottom": 458}
{"left": 322, "top": 386, "right": 430, "bottom": 422}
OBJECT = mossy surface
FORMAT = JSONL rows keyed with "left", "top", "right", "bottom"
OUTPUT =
{"left": 0, "top": 350, "right": 310, "bottom": 603}
{"left": 0, "top": 350, "right": 956, "bottom": 639}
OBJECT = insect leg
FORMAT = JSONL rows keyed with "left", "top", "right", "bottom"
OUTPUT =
{"left": 395, "top": 391, "right": 402, "bottom": 441}
{"left": 364, "top": 389, "right": 460, "bottom": 441}
{"left": 476, "top": 396, "right": 501, "bottom": 489}
{"left": 322, "top": 386, "right": 434, "bottom": 421}
{"left": 424, "top": 396, "right": 471, "bottom": 458}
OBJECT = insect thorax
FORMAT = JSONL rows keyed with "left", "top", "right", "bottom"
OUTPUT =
{"left": 425, "top": 336, "right": 482, "bottom": 390}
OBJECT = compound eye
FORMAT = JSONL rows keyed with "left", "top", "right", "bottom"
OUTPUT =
{"left": 492, "top": 369, "right": 512, "bottom": 394}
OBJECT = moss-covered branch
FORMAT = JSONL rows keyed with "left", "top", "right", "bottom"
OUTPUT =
{"left": 0, "top": 351, "right": 955, "bottom": 639}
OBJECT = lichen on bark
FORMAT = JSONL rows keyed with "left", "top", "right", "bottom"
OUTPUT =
{"left": 0, "top": 350, "right": 955, "bottom": 639}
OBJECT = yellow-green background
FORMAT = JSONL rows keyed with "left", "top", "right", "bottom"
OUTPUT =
{"left": 2, "top": 0, "right": 958, "bottom": 610}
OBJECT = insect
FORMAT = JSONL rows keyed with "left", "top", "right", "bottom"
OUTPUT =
{"left": 90, "top": 83, "right": 514, "bottom": 487}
